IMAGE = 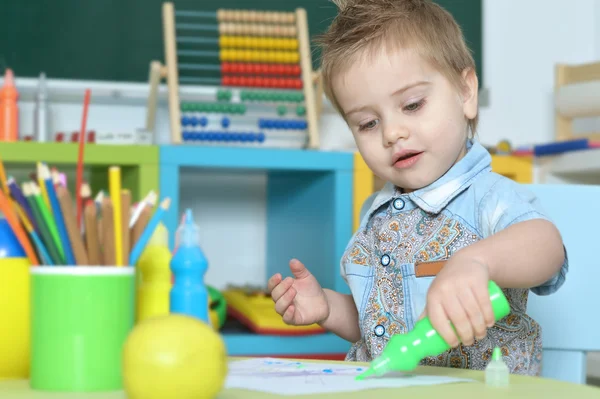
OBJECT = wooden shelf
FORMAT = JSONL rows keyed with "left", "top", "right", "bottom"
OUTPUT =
{"left": 0, "top": 142, "right": 159, "bottom": 200}
{"left": 0, "top": 142, "right": 157, "bottom": 165}
{"left": 545, "top": 148, "right": 600, "bottom": 177}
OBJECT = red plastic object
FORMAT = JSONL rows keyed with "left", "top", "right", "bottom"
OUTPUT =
{"left": 221, "top": 62, "right": 300, "bottom": 76}
{"left": 222, "top": 75, "right": 302, "bottom": 89}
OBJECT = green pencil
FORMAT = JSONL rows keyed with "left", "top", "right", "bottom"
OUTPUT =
{"left": 23, "top": 182, "right": 64, "bottom": 265}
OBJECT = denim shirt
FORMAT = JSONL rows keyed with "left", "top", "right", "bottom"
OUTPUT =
{"left": 341, "top": 140, "right": 568, "bottom": 376}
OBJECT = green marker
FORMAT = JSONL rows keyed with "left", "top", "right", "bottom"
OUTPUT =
{"left": 356, "top": 280, "right": 510, "bottom": 380}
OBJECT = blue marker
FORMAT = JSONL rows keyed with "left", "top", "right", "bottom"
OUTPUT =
{"left": 169, "top": 209, "right": 210, "bottom": 324}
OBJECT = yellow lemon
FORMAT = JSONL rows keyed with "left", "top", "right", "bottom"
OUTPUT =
{"left": 122, "top": 314, "right": 227, "bottom": 399}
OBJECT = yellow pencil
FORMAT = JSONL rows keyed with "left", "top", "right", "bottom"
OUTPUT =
{"left": 109, "top": 166, "right": 123, "bottom": 266}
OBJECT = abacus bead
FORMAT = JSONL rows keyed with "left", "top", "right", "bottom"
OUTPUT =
{"left": 199, "top": 117, "right": 208, "bottom": 127}
{"left": 221, "top": 117, "right": 230, "bottom": 128}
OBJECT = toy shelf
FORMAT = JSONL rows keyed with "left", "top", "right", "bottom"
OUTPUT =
{"left": 159, "top": 145, "right": 354, "bottom": 357}
{"left": 536, "top": 147, "right": 600, "bottom": 184}
{"left": 0, "top": 142, "right": 159, "bottom": 200}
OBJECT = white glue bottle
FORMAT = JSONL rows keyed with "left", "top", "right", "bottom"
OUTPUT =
{"left": 485, "top": 346, "right": 509, "bottom": 387}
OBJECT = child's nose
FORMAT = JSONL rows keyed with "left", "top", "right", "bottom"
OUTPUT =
{"left": 383, "top": 125, "right": 409, "bottom": 146}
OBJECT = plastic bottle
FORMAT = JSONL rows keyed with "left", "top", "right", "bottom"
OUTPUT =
{"left": 135, "top": 223, "right": 172, "bottom": 323}
{"left": 485, "top": 346, "right": 510, "bottom": 387}
{"left": 0, "top": 68, "right": 19, "bottom": 141}
{"left": 34, "top": 72, "right": 48, "bottom": 142}
{"left": 356, "top": 280, "right": 511, "bottom": 380}
{"left": 169, "top": 209, "right": 210, "bottom": 324}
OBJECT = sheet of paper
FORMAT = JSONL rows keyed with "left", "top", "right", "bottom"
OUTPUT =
{"left": 225, "top": 357, "right": 474, "bottom": 395}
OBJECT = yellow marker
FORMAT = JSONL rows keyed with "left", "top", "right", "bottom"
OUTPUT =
{"left": 109, "top": 166, "right": 123, "bottom": 266}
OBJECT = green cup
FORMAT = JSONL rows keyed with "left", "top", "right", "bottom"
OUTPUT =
{"left": 30, "top": 266, "right": 135, "bottom": 392}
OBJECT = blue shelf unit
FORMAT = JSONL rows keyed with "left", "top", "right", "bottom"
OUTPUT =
{"left": 159, "top": 146, "right": 354, "bottom": 358}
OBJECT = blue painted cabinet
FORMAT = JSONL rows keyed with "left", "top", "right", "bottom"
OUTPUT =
{"left": 159, "top": 146, "right": 354, "bottom": 357}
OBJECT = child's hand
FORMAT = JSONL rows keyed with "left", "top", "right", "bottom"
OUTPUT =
{"left": 424, "top": 255, "right": 496, "bottom": 347}
{"left": 267, "top": 259, "right": 330, "bottom": 326}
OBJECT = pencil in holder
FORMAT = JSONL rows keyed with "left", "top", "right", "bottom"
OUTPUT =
{"left": 30, "top": 266, "right": 135, "bottom": 392}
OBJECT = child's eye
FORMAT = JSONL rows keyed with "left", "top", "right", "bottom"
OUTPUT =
{"left": 358, "top": 119, "right": 379, "bottom": 131}
{"left": 403, "top": 99, "right": 426, "bottom": 112}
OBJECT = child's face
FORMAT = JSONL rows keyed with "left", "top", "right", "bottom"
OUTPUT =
{"left": 332, "top": 47, "right": 478, "bottom": 192}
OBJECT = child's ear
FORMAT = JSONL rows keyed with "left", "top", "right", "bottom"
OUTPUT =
{"left": 461, "top": 68, "right": 478, "bottom": 120}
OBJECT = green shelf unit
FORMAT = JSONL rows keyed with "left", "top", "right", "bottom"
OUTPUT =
{"left": 0, "top": 142, "right": 159, "bottom": 200}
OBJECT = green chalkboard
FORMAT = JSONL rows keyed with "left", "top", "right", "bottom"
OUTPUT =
{"left": 0, "top": 0, "right": 481, "bottom": 85}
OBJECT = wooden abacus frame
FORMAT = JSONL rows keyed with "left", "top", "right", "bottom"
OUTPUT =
{"left": 147, "top": 2, "right": 322, "bottom": 149}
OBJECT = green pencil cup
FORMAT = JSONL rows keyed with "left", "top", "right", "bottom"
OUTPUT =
{"left": 30, "top": 266, "right": 135, "bottom": 392}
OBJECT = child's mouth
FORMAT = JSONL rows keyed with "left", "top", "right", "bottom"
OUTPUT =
{"left": 393, "top": 152, "right": 423, "bottom": 168}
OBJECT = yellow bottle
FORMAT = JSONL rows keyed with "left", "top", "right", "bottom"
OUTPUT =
{"left": 135, "top": 223, "right": 172, "bottom": 323}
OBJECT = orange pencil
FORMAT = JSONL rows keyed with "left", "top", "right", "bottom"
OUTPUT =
{"left": 0, "top": 189, "right": 39, "bottom": 264}
{"left": 56, "top": 185, "right": 89, "bottom": 265}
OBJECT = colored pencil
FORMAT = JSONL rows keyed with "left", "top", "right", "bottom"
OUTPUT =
{"left": 0, "top": 189, "right": 39, "bottom": 264}
{"left": 56, "top": 185, "right": 89, "bottom": 266}
{"left": 84, "top": 200, "right": 101, "bottom": 265}
{"left": 23, "top": 183, "right": 63, "bottom": 265}
{"left": 40, "top": 163, "right": 76, "bottom": 265}
{"left": 129, "top": 190, "right": 157, "bottom": 228}
{"left": 101, "top": 198, "right": 116, "bottom": 266}
{"left": 30, "top": 182, "right": 65, "bottom": 264}
{"left": 7, "top": 177, "right": 39, "bottom": 234}
{"left": 14, "top": 203, "right": 52, "bottom": 265}
{"left": 121, "top": 189, "right": 131, "bottom": 266}
{"left": 36, "top": 162, "right": 51, "bottom": 212}
{"left": 109, "top": 166, "right": 123, "bottom": 266}
{"left": 94, "top": 190, "right": 104, "bottom": 216}
{"left": 131, "top": 205, "right": 152, "bottom": 250}
{"left": 129, "top": 198, "right": 171, "bottom": 266}
{"left": 76, "top": 89, "right": 91, "bottom": 226}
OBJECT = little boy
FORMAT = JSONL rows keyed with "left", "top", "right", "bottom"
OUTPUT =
{"left": 267, "top": 0, "right": 567, "bottom": 376}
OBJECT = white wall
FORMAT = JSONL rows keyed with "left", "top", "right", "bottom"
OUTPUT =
{"left": 478, "top": 0, "right": 600, "bottom": 148}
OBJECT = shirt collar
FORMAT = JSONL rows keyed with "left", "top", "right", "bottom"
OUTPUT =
{"left": 366, "top": 140, "right": 492, "bottom": 217}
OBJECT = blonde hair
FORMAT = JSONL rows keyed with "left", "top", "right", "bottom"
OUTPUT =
{"left": 316, "top": 0, "right": 478, "bottom": 135}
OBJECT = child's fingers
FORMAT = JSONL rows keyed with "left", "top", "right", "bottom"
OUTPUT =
{"left": 275, "top": 286, "right": 297, "bottom": 316}
{"left": 443, "top": 295, "right": 475, "bottom": 346}
{"left": 428, "top": 301, "right": 459, "bottom": 348}
{"left": 270, "top": 277, "right": 293, "bottom": 302}
{"left": 267, "top": 273, "right": 282, "bottom": 293}
{"left": 473, "top": 284, "right": 495, "bottom": 328}
{"left": 459, "top": 288, "right": 487, "bottom": 341}
{"left": 282, "top": 304, "right": 296, "bottom": 324}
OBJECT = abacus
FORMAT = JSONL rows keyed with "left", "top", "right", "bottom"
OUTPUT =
{"left": 151, "top": 2, "right": 321, "bottom": 149}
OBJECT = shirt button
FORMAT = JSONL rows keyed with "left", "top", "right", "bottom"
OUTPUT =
{"left": 374, "top": 324, "right": 385, "bottom": 337}
{"left": 380, "top": 254, "right": 390, "bottom": 266}
{"left": 393, "top": 198, "right": 405, "bottom": 210}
